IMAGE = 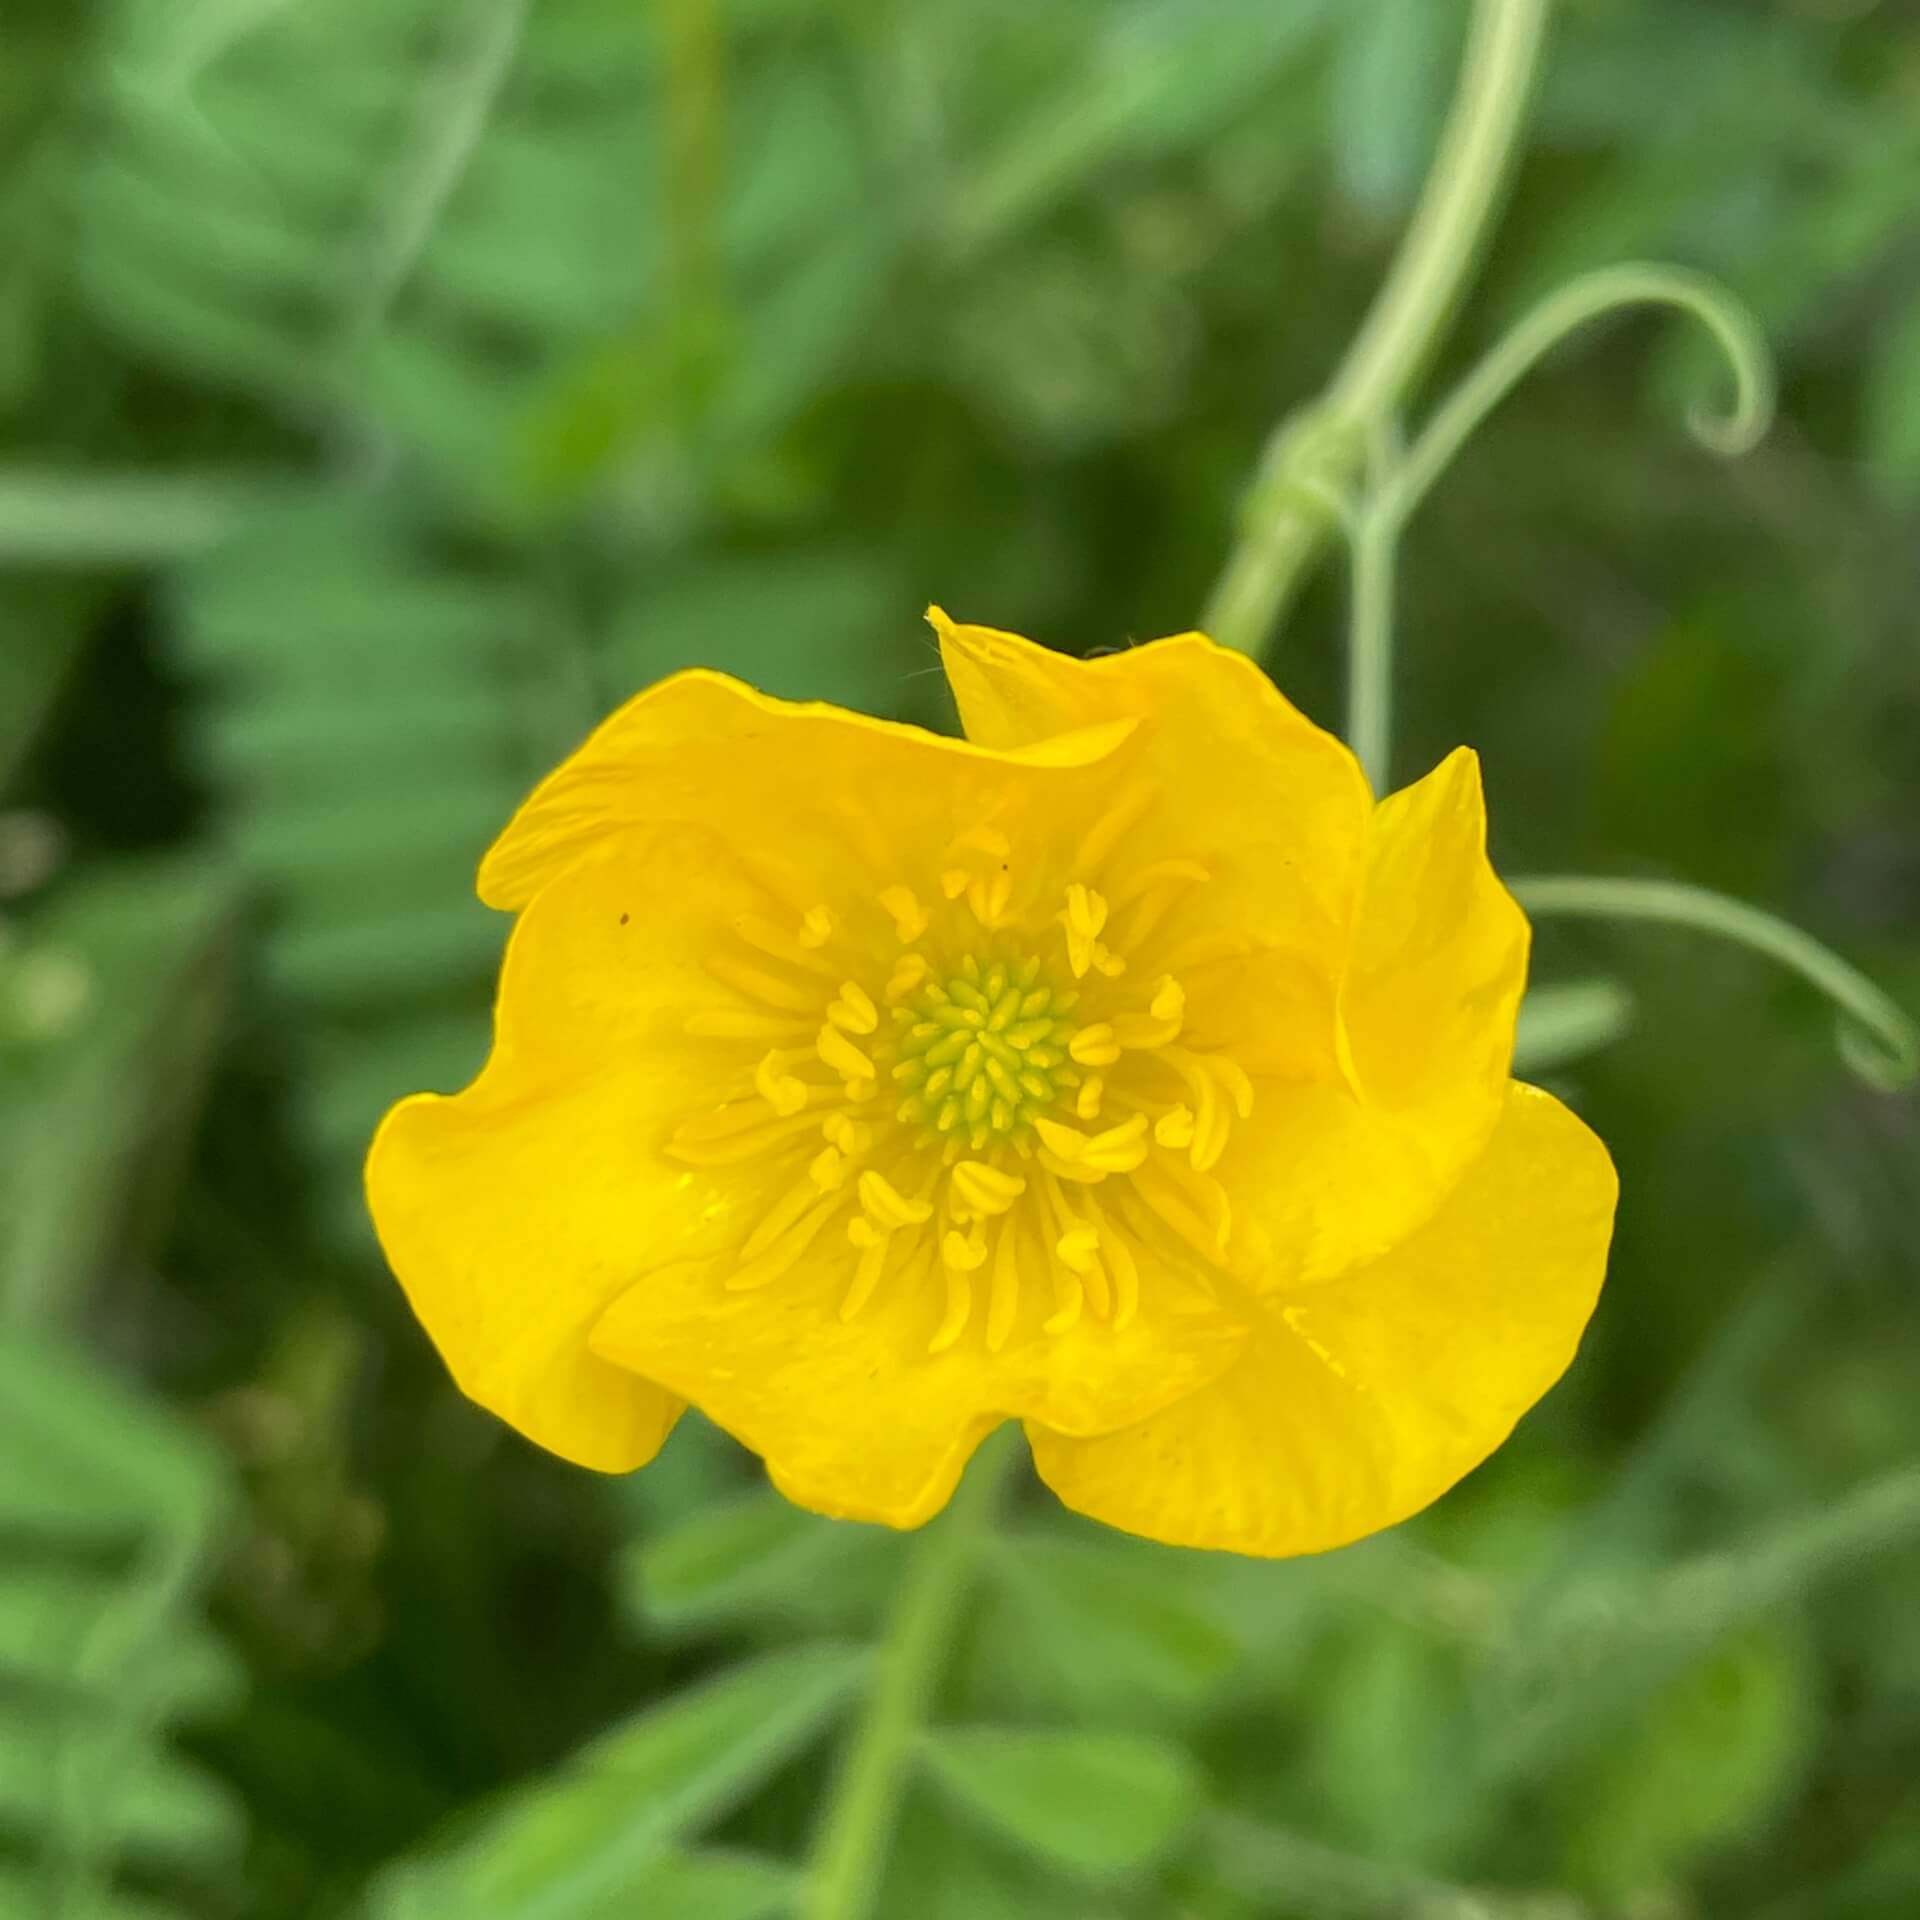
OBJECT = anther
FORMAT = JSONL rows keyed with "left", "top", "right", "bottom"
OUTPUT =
{"left": 827, "top": 981, "right": 879, "bottom": 1034}
{"left": 1069, "top": 1023, "right": 1120, "bottom": 1067}
{"left": 878, "top": 885, "right": 928, "bottom": 942}
{"left": 858, "top": 1169, "right": 933, "bottom": 1232}
{"left": 1114, "top": 975, "right": 1185, "bottom": 1050}
{"left": 817, "top": 1024, "right": 876, "bottom": 1091}
{"left": 798, "top": 905, "right": 835, "bottom": 949}
{"left": 1059, "top": 884, "right": 1109, "bottom": 979}
{"left": 754, "top": 1050, "right": 811, "bottom": 1116}
{"left": 884, "top": 954, "right": 929, "bottom": 1000}
{"left": 951, "top": 1160, "right": 1027, "bottom": 1217}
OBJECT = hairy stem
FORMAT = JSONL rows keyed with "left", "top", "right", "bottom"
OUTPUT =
{"left": 1205, "top": 0, "right": 1548, "bottom": 657}
{"left": 802, "top": 1431, "right": 1018, "bottom": 1920}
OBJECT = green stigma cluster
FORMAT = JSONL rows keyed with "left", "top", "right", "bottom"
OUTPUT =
{"left": 891, "top": 952, "right": 1079, "bottom": 1149}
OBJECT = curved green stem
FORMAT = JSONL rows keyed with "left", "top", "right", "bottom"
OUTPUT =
{"left": 1375, "top": 262, "right": 1775, "bottom": 537}
{"left": 1346, "top": 503, "right": 1400, "bottom": 792}
{"left": 802, "top": 1431, "right": 1018, "bottom": 1920}
{"left": 1346, "top": 263, "right": 1772, "bottom": 790}
{"left": 1205, "top": 0, "right": 1548, "bottom": 657}
{"left": 1511, "top": 875, "right": 1917, "bottom": 1092}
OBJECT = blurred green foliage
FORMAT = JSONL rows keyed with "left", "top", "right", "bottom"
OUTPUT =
{"left": 2, "top": 0, "right": 1918, "bottom": 1915}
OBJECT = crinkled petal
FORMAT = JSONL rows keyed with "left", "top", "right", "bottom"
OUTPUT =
{"left": 1027, "top": 1082, "right": 1616, "bottom": 1556}
{"left": 1342, "top": 745, "right": 1528, "bottom": 1119}
{"left": 479, "top": 665, "right": 1135, "bottom": 910}
{"left": 366, "top": 829, "right": 776, "bottom": 1471}
{"left": 933, "top": 610, "right": 1372, "bottom": 1008}
{"left": 1228, "top": 746, "right": 1531, "bottom": 1286}
{"left": 589, "top": 1229, "right": 1248, "bottom": 1529}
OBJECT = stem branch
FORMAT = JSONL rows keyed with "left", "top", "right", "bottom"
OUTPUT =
{"left": 1204, "top": 0, "right": 1548, "bottom": 656}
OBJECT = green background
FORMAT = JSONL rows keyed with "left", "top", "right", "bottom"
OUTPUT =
{"left": 3, "top": 0, "right": 1918, "bottom": 1915}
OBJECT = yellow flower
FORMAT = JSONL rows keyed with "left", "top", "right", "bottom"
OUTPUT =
{"left": 365, "top": 611, "right": 1616, "bottom": 1556}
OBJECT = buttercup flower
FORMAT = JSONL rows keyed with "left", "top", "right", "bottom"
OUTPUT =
{"left": 366, "top": 612, "right": 1616, "bottom": 1556}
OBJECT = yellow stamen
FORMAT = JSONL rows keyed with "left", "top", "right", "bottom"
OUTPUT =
{"left": 798, "top": 905, "right": 835, "bottom": 949}
{"left": 726, "top": 1196, "right": 841, "bottom": 1291}
{"left": 743, "top": 1178, "right": 822, "bottom": 1260}
{"left": 951, "top": 1160, "right": 1027, "bottom": 1218}
{"left": 1089, "top": 1199, "right": 1140, "bottom": 1331}
{"left": 929, "top": 1262, "right": 974, "bottom": 1354}
{"left": 827, "top": 980, "right": 879, "bottom": 1034}
{"left": 987, "top": 1221, "right": 1022, "bottom": 1351}
{"left": 878, "top": 885, "right": 928, "bottom": 942}
{"left": 708, "top": 954, "right": 821, "bottom": 1014}
{"left": 755, "top": 1050, "right": 810, "bottom": 1116}
{"left": 884, "top": 953, "right": 930, "bottom": 1001}
{"left": 736, "top": 913, "right": 838, "bottom": 977}
{"left": 1058, "top": 884, "right": 1110, "bottom": 979}
{"left": 840, "top": 1230, "right": 891, "bottom": 1321}
{"left": 858, "top": 1169, "right": 933, "bottom": 1232}
{"left": 1069, "top": 1023, "right": 1120, "bottom": 1067}
{"left": 1042, "top": 1259, "right": 1084, "bottom": 1335}
{"left": 817, "top": 1024, "right": 876, "bottom": 1094}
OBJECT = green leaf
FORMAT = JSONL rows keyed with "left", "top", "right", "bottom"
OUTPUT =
{"left": 1865, "top": 288, "right": 1920, "bottom": 505}
{"left": 606, "top": 1848, "right": 799, "bottom": 1920}
{"left": 0, "top": 604, "right": 92, "bottom": 790}
{"left": 604, "top": 550, "right": 915, "bottom": 716}
{"left": 921, "top": 1725, "right": 1202, "bottom": 1880}
{"left": 0, "top": 467, "right": 276, "bottom": 565}
{"left": 367, "top": 1643, "right": 867, "bottom": 1918}
{"left": 1560, "top": 1625, "right": 1812, "bottom": 1898}
{"left": 171, "top": 491, "right": 586, "bottom": 1247}
{"left": 623, "top": 1488, "right": 899, "bottom": 1639}
{"left": 0, "top": 1327, "right": 241, "bottom": 1909}
{"left": 0, "top": 857, "right": 241, "bottom": 1328}
{"left": 0, "top": 1865, "right": 186, "bottom": 1920}
{"left": 872, "top": 1784, "right": 1079, "bottom": 1920}
{"left": 967, "top": 1533, "right": 1238, "bottom": 1726}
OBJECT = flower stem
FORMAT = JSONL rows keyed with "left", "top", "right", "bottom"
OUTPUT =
{"left": 1511, "top": 874, "right": 1919, "bottom": 1091}
{"left": 1204, "top": 0, "right": 1548, "bottom": 659}
{"left": 1345, "top": 262, "right": 1773, "bottom": 792}
{"left": 801, "top": 1430, "right": 1019, "bottom": 1920}
{"left": 1345, "top": 495, "right": 1400, "bottom": 792}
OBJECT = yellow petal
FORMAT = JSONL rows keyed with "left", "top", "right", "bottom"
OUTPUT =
{"left": 1027, "top": 1082, "right": 1616, "bottom": 1556}
{"left": 366, "top": 832, "right": 772, "bottom": 1471}
{"left": 589, "top": 1223, "right": 1247, "bottom": 1529}
{"left": 478, "top": 666, "right": 1136, "bottom": 911}
{"left": 1342, "top": 745, "right": 1527, "bottom": 1116}
{"left": 931, "top": 611, "right": 1372, "bottom": 1001}
{"left": 1226, "top": 747, "right": 1531, "bottom": 1285}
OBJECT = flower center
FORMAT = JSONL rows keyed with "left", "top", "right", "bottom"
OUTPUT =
{"left": 669, "top": 821, "right": 1256, "bottom": 1357}
{"left": 891, "top": 954, "right": 1077, "bottom": 1149}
